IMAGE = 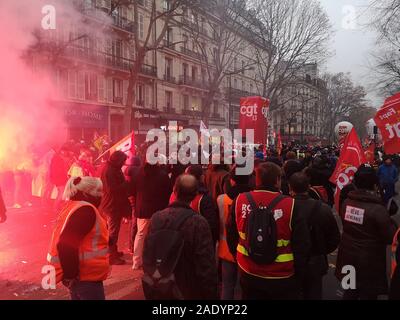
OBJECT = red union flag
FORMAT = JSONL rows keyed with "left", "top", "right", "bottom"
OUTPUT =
{"left": 330, "top": 128, "right": 367, "bottom": 212}
{"left": 374, "top": 92, "right": 400, "bottom": 154}
{"left": 110, "top": 131, "right": 135, "bottom": 156}
{"left": 239, "top": 96, "right": 269, "bottom": 145}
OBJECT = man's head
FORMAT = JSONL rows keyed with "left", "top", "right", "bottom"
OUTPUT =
{"left": 229, "top": 164, "right": 250, "bottom": 186}
{"left": 354, "top": 164, "right": 378, "bottom": 190}
{"left": 185, "top": 165, "right": 204, "bottom": 184}
{"left": 289, "top": 172, "right": 310, "bottom": 195}
{"left": 255, "top": 162, "right": 282, "bottom": 190}
{"left": 384, "top": 155, "right": 392, "bottom": 166}
{"left": 286, "top": 151, "right": 296, "bottom": 160}
{"left": 283, "top": 160, "right": 303, "bottom": 180}
{"left": 110, "top": 151, "right": 128, "bottom": 168}
{"left": 174, "top": 174, "right": 199, "bottom": 204}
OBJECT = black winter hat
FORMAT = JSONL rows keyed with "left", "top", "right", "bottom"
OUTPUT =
{"left": 354, "top": 164, "right": 378, "bottom": 190}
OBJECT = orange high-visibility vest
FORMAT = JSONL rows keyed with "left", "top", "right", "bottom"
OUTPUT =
{"left": 47, "top": 201, "right": 110, "bottom": 283}
{"left": 392, "top": 228, "right": 400, "bottom": 278}
{"left": 217, "top": 194, "right": 235, "bottom": 263}
{"left": 235, "top": 191, "right": 295, "bottom": 279}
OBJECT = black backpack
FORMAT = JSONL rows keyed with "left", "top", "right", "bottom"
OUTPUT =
{"left": 244, "top": 193, "right": 285, "bottom": 265}
{"left": 142, "top": 210, "right": 195, "bottom": 300}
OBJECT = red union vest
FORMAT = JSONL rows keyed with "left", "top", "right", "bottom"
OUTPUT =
{"left": 235, "top": 190, "right": 295, "bottom": 279}
{"left": 392, "top": 228, "right": 400, "bottom": 278}
{"left": 47, "top": 201, "right": 110, "bottom": 283}
{"left": 310, "top": 186, "right": 329, "bottom": 203}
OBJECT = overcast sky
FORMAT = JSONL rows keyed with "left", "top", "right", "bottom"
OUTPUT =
{"left": 318, "top": 0, "right": 382, "bottom": 107}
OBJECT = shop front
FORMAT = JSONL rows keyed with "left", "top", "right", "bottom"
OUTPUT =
{"left": 62, "top": 102, "right": 109, "bottom": 142}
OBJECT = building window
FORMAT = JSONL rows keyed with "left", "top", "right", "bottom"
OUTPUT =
{"left": 113, "top": 79, "right": 123, "bottom": 103}
{"left": 183, "top": 94, "right": 189, "bottom": 110}
{"left": 106, "top": 78, "right": 113, "bottom": 102}
{"left": 192, "top": 66, "right": 197, "bottom": 81}
{"left": 85, "top": 73, "right": 97, "bottom": 101}
{"left": 98, "top": 75, "right": 106, "bottom": 102}
{"left": 213, "top": 100, "right": 218, "bottom": 115}
{"left": 183, "top": 63, "right": 188, "bottom": 80}
{"left": 68, "top": 70, "right": 77, "bottom": 98}
{"left": 165, "top": 27, "right": 173, "bottom": 44}
{"left": 163, "top": 0, "right": 171, "bottom": 11}
{"left": 182, "top": 34, "right": 188, "bottom": 49}
{"left": 165, "top": 57, "right": 173, "bottom": 78}
{"left": 139, "top": 14, "right": 144, "bottom": 39}
{"left": 137, "top": 84, "right": 144, "bottom": 106}
{"left": 165, "top": 91, "right": 173, "bottom": 110}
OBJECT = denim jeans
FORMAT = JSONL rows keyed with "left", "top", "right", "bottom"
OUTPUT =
{"left": 70, "top": 281, "right": 105, "bottom": 300}
{"left": 221, "top": 260, "right": 238, "bottom": 300}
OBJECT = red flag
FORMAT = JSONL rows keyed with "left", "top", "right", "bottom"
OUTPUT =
{"left": 109, "top": 131, "right": 135, "bottom": 156}
{"left": 330, "top": 128, "right": 367, "bottom": 212}
{"left": 374, "top": 92, "right": 400, "bottom": 154}
{"left": 364, "top": 142, "right": 375, "bottom": 164}
{"left": 239, "top": 96, "right": 269, "bottom": 145}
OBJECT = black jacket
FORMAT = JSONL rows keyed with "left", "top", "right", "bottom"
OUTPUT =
{"left": 294, "top": 194, "right": 340, "bottom": 275}
{"left": 226, "top": 187, "right": 311, "bottom": 281}
{"left": 132, "top": 164, "right": 172, "bottom": 219}
{"left": 146, "top": 202, "right": 218, "bottom": 299}
{"left": 198, "top": 186, "right": 219, "bottom": 245}
{"left": 336, "top": 189, "right": 398, "bottom": 295}
{"left": 99, "top": 161, "right": 131, "bottom": 218}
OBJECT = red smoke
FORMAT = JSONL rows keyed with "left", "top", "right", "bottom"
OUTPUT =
{"left": 0, "top": 0, "right": 69, "bottom": 171}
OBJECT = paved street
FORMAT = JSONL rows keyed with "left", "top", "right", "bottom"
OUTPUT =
{"left": 0, "top": 205, "right": 144, "bottom": 300}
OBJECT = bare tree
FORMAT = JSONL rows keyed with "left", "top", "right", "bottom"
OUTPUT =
{"left": 184, "top": 0, "right": 254, "bottom": 125}
{"left": 110, "top": 0, "right": 195, "bottom": 134}
{"left": 367, "top": 0, "right": 400, "bottom": 97}
{"left": 321, "top": 72, "right": 367, "bottom": 143}
{"left": 248, "top": 0, "right": 332, "bottom": 109}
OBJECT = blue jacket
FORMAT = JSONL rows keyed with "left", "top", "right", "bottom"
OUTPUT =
{"left": 378, "top": 164, "right": 398, "bottom": 186}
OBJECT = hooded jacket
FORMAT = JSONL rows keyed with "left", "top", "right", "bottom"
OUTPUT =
{"left": 99, "top": 156, "right": 131, "bottom": 218}
{"left": 336, "top": 189, "right": 397, "bottom": 295}
{"left": 132, "top": 164, "right": 172, "bottom": 219}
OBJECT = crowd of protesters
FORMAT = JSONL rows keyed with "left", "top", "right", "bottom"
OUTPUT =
{"left": 1, "top": 140, "right": 400, "bottom": 301}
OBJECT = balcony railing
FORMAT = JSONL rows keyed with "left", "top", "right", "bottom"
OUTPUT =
{"left": 162, "top": 39, "right": 175, "bottom": 51}
{"left": 163, "top": 74, "right": 177, "bottom": 84}
{"left": 164, "top": 107, "right": 176, "bottom": 113}
{"left": 180, "top": 47, "right": 203, "bottom": 61}
{"left": 178, "top": 76, "right": 208, "bottom": 89}
{"left": 80, "top": 1, "right": 135, "bottom": 34}
{"left": 111, "top": 14, "right": 135, "bottom": 33}
{"left": 114, "top": 97, "right": 123, "bottom": 104}
{"left": 140, "top": 64, "right": 157, "bottom": 77}
{"left": 136, "top": 100, "right": 145, "bottom": 107}
{"left": 181, "top": 17, "right": 208, "bottom": 37}
{"left": 64, "top": 45, "right": 133, "bottom": 71}
{"left": 226, "top": 88, "right": 252, "bottom": 99}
